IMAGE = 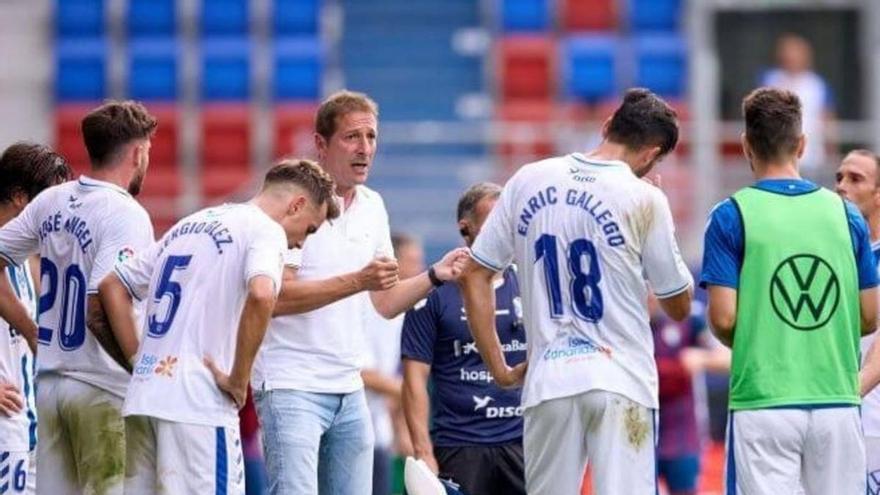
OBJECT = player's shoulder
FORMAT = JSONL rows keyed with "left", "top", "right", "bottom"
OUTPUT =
{"left": 355, "top": 184, "right": 388, "bottom": 210}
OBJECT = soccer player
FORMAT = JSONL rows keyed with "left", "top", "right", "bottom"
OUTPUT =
{"left": 0, "top": 101, "right": 157, "bottom": 494}
{"left": 702, "top": 88, "right": 877, "bottom": 494}
{"left": 98, "top": 159, "right": 339, "bottom": 494}
{"left": 0, "top": 142, "right": 71, "bottom": 495}
{"left": 835, "top": 149, "right": 880, "bottom": 489}
{"left": 459, "top": 88, "right": 693, "bottom": 494}
{"left": 253, "top": 90, "right": 468, "bottom": 494}
{"left": 402, "top": 182, "right": 527, "bottom": 495}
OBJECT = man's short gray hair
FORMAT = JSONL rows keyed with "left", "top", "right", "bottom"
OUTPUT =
{"left": 457, "top": 182, "right": 502, "bottom": 221}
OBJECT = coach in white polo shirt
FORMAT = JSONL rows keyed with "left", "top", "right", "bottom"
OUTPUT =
{"left": 252, "top": 90, "right": 467, "bottom": 495}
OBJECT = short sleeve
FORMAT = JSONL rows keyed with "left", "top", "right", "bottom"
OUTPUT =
{"left": 373, "top": 195, "right": 394, "bottom": 259}
{"left": 0, "top": 195, "right": 43, "bottom": 266}
{"left": 641, "top": 189, "right": 692, "bottom": 298}
{"left": 245, "top": 223, "right": 287, "bottom": 296}
{"left": 401, "top": 294, "right": 439, "bottom": 364}
{"left": 845, "top": 200, "right": 879, "bottom": 290}
{"left": 699, "top": 199, "right": 744, "bottom": 289}
{"left": 284, "top": 248, "right": 302, "bottom": 268}
{"left": 88, "top": 205, "right": 154, "bottom": 294}
{"left": 114, "top": 239, "right": 162, "bottom": 302}
{"left": 471, "top": 176, "right": 518, "bottom": 272}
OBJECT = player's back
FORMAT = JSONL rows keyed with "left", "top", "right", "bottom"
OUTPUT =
{"left": 13, "top": 177, "right": 152, "bottom": 396}
{"left": 123, "top": 203, "right": 286, "bottom": 426}
{"left": 475, "top": 153, "right": 691, "bottom": 410}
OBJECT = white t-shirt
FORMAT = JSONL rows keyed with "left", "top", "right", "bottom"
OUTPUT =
{"left": 860, "top": 240, "right": 880, "bottom": 437}
{"left": 762, "top": 69, "right": 831, "bottom": 172}
{"left": 363, "top": 306, "right": 404, "bottom": 449}
{"left": 471, "top": 154, "right": 692, "bottom": 410}
{"left": 0, "top": 176, "right": 154, "bottom": 397}
{"left": 253, "top": 185, "right": 393, "bottom": 394}
{"left": 0, "top": 263, "right": 37, "bottom": 451}
{"left": 119, "top": 204, "right": 287, "bottom": 428}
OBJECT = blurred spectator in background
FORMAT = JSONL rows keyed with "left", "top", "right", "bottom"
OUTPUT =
{"left": 363, "top": 233, "right": 424, "bottom": 495}
{"left": 651, "top": 295, "right": 730, "bottom": 495}
{"left": 761, "top": 33, "right": 837, "bottom": 179}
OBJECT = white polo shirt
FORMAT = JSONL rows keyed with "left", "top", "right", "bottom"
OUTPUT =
{"left": 253, "top": 185, "right": 394, "bottom": 394}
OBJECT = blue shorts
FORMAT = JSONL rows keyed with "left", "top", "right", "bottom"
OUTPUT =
{"left": 658, "top": 454, "right": 699, "bottom": 492}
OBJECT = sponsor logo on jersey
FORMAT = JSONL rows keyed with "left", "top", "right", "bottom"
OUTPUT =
{"left": 472, "top": 395, "right": 523, "bottom": 418}
{"left": 117, "top": 246, "right": 135, "bottom": 263}
{"left": 453, "top": 339, "right": 526, "bottom": 357}
{"left": 134, "top": 354, "right": 159, "bottom": 376}
{"left": 769, "top": 254, "right": 840, "bottom": 331}
{"left": 155, "top": 356, "right": 179, "bottom": 377}
{"left": 543, "top": 335, "right": 612, "bottom": 362}
{"left": 460, "top": 367, "right": 494, "bottom": 383}
{"left": 67, "top": 195, "right": 83, "bottom": 210}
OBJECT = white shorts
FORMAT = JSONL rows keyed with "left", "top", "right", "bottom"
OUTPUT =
{"left": 524, "top": 390, "right": 657, "bottom": 495}
{"left": 36, "top": 374, "right": 125, "bottom": 495}
{"left": 0, "top": 450, "right": 31, "bottom": 494}
{"left": 725, "top": 407, "right": 865, "bottom": 495}
{"left": 867, "top": 436, "right": 880, "bottom": 494}
{"left": 124, "top": 416, "right": 244, "bottom": 495}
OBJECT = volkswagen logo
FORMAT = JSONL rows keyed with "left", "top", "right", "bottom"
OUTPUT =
{"left": 769, "top": 254, "right": 840, "bottom": 331}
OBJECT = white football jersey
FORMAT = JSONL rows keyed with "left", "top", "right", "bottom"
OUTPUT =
{"left": 0, "top": 263, "right": 37, "bottom": 451}
{"left": 471, "top": 154, "right": 692, "bottom": 410}
{"left": 119, "top": 203, "right": 287, "bottom": 427}
{"left": 0, "top": 176, "right": 153, "bottom": 398}
{"left": 860, "top": 240, "right": 880, "bottom": 437}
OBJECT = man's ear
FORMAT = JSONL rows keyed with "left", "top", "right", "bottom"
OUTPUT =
{"left": 795, "top": 134, "right": 806, "bottom": 159}
{"left": 10, "top": 190, "right": 28, "bottom": 213}
{"left": 289, "top": 195, "right": 307, "bottom": 214}
{"left": 314, "top": 132, "right": 328, "bottom": 159}
{"left": 741, "top": 132, "right": 754, "bottom": 162}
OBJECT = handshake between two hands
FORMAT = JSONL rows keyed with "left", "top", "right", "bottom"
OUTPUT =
{"left": 358, "top": 247, "right": 472, "bottom": 291}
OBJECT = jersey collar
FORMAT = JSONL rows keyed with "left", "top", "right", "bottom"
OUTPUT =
{"left": 570, "top": 153, "right": 632, "bottom": 172}
{"left": 77, "top": 175, "right": 132, "bottom": 197}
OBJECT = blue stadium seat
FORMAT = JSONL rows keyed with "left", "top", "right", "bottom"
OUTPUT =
{"left": 56, "top": 0, "right": 104, "bottom": 38}
{"left": 273, "top": 0, "right": 319, "bottom": 36}
{"left": 629, "top": 0, "right": 680, "bottom": 32}
{"left": 201, "top": 0, "right": 249, "bottom": 36}
{"left": 634, "top": 34, "right": 686, "bottom": 98}
{"left": 55, "top": 38, "right": 106, "bottom": 101}
{"left": 500, "top": 0, "right": 549, "bottom": 32}
{"left": 562, "top": 35, "right": 617, "bottom": 102}
{"left": 273, "top": 38, "right": 322, "bottom": 101}
{"left": 128, "top": 38, "right": 178, "bottom": 100}
{"left": 128, "top": 0, "right": 176, "bottom": 37}
{"left": 201, "top": 38, "right": 250, "bottom": 101}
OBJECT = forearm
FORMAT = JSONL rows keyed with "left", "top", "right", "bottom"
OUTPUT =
{"left": 87, "top": 296, "right": 133, "bottom": 373}
{"left": 97, "top": 277, "right": 142, "bottom": 364}
{"left": 460, "top": 274, "right": 508, "bottom": 374}
{"left": 361, "top": 369, "right": 402, "bottom": 399}
{"left": 862, "top": 335, "right": 880, "bottom": 396}
{"left": 402, "top": 378, "right": 434, "bottom": 457}
{"left": 230, "top": 294, "right": 275, "bottom": 385}
{"left": 273, "top": 272, "right": 362, "bottom": 316}
{"left": 0, "top": 274, "right": 37, "bottom": 347}
{"left": 371, "top": 272, "right": 433, "bottom": 319}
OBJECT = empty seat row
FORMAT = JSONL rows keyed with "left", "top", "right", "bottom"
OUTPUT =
{"left": 56, "top": 37, "right": 322, "bottom": 101}
{"left": 56, "top": 0, "right": 319, "bottom": 38}
{"left": 497, "top": 34, "right": 686, "bottom": 102}
{"left": 499, "top": 0, "right": 681, "bottom": 33}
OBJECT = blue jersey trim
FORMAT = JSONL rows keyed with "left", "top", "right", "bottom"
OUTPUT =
{"left": 470, "top": 251, "right": 504, "bottom": 272}
{"left": 726, "top": 413, "right": 736, "bottom": 495}
{"left": 655, "top": 282, "right": 690, "bottom": 299}
{"left": 20, "top": 355, "right": 36, "bottom": 451}
{"left": 114, "top": 268, "right": 143, "bottom": 302}
{"left": 0, "top": 251, "right": 16, "bottom": 267}
{"left": 215, "top": 427, "right": 227, "bottom": 495}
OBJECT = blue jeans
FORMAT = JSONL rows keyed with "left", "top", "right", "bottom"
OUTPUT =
{"left": 254, "top": 389, "right": 374, "bottom": 495}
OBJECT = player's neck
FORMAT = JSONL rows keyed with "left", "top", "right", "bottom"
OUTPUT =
{"left": 88, "top": 165, "right": 131, "bottom": 191}
{"left": 0, "top": 205, "right": 17, "bottom": 228}
{"left": 868, "top": 213, "right": 880, "bottom": 245}
{"left": 752, "top": 160, "right": 800, "bottom": 180}
{"left": 584, "top": 142, "right": 632, "bottom": 166}
{"left": 336, "top": 185, "right": 356, "bottom": 210}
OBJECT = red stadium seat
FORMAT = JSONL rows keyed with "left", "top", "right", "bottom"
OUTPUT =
{"left": 54, "top": 104, "right": 95, "bottom": 175}
{"left": 496, "top": 100, "right": 556, "bottom": 173}
{"left": 146, "top": 105, "right": 179, "bottom": 169}
{"left": 497, "top": 36, "right": 555, "bottom": 102}
{"left": 200, "top": 104, "right": 252, "bottom": 200}
{"left": 274, "top": 103, "right": 318, "bottom": 161}
{"left": 561, "top": 0, "right": 616, "bottom": 32}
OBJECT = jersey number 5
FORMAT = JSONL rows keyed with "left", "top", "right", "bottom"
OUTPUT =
{"left": 147, "top": 255, "right": 192, "bottom": 338}
{"left": 534, "top": 234, "right": 603, "bottom": 322}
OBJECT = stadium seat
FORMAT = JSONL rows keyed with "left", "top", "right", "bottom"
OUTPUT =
{"left": 128, "top": 38, "right": 178, "bottom": 101}
{"left": 629, "top": 0, "right": 681, "bottom": 32}
{"left": 499, "top": 0, "right": 549, "bottom": 32}
{"left": 145, "top": 105, "right": 179, "bottom": 169}
{"left": 497, "top": 36, "right": 555, "bottom": 102}
{"left": 561, "top": 34, "right": 617, "bottom": 103}
{"left": 496, "top": 100, "right": 556, "bottom": 172}
{"left": 273, "top": 38, "right": 322, "bottom": 101}
{"left": 55, "top": 0, "right": 104, "bottom": 38}
{"left": 274, "top": 104, "right": 319, "bottom": 160}
{"left": 273, "top": 0, "right": 319, "bottom": 36}
{"left": 201, "top": 0, "right": 249, "bottom": 37}
{"left": 201, "top": 38, "right": 251, "bottom": 101}
{"left": 560, "top": 0, "right": 616, "bottom": 32}
{"left": 55, "top": 38, "right": 107, "bottom": 102}
{"left": 200, "top": 105, "right": 251, "bottom": 199}
{"left": 54, "top": 105, "right": 94, "bottom": 174}
{"left": 634, "top": 34, "right": 686, "bottom": 99}
{"left": 127, "top": 0, "right": 176, "bottom": 37}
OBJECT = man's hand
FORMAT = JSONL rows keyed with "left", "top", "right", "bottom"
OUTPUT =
{"left": 432, "top": 247, "right": 470, "bottom": 282}
{"left": 204, "top": 357, "right": 247, "bottom": 409}
{"left": 0, "top": 382, "right": 23, "bottom": 417}
{"left": 419, "top": 452, "right": 440, "bottom": 475}
{"left": 493, "top": 362, "right": 527, "bottom": 389}
{"left": 358, "top": 257, "right": 399, "bottom": 291}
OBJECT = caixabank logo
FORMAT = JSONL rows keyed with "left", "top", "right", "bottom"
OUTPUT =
{"left": 769, "top": 254, "right": 840, "bottom": 331}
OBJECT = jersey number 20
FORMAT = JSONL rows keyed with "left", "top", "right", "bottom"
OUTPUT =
{"left": 534, "top": 234, "right": 603, "bottom": 322}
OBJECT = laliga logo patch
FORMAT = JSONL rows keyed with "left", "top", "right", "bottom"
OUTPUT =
{"left": 117, "top": 246, "right": 135, "bottom": 263}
